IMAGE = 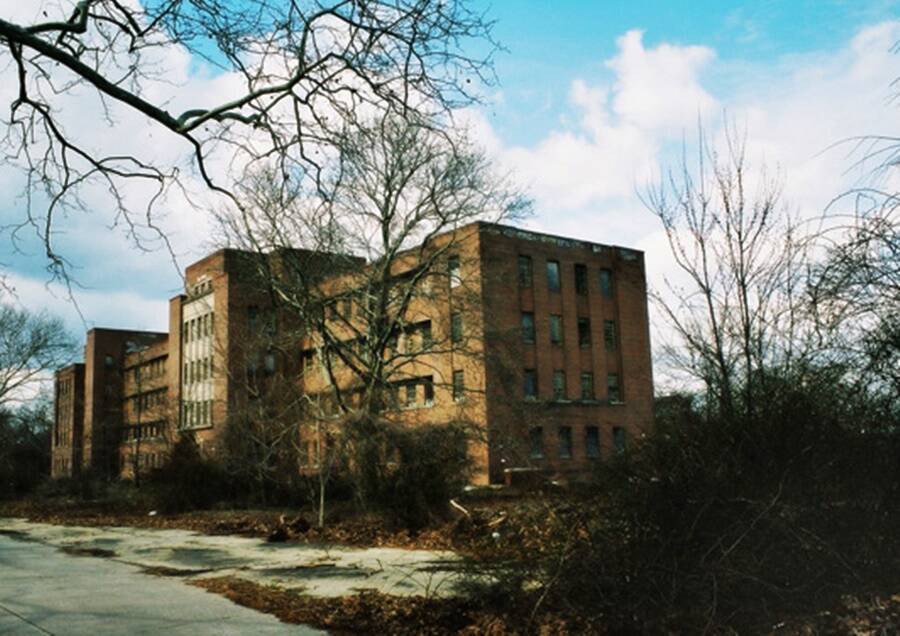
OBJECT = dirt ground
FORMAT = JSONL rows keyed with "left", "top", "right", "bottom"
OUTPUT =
{"left": 0, "top": 496, "right": 516, "bottom": 555}
{"left": 3, "top": 498, "right": 898, "bottom": 634}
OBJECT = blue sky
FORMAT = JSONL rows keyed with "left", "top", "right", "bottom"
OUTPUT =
{"left": 1, "top": 0, "right": 899, "bottom": 346}
{"left": 477, "top": 0, "right": 899, "bottom": 144}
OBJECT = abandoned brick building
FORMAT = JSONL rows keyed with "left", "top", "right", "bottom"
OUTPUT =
{"left": 51, "top": 222, "right": 654, "bottom": 485}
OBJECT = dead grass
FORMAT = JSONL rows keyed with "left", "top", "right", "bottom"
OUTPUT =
{"left": 189, "top": 575, "right": 591, "bottom": 635}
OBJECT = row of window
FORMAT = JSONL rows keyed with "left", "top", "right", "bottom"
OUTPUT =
{"left": 521, "top": 313, "right": 616, "bottom": 350}
{"left": 122, "top": 421, "right": 165, "bottom": 441}
{"left": 524, "top": 369, "right": 621, "bottom": 403}
{"left": 130, "top": 389, "right": 166, "bottom": 413}
{"left": 302, "top": 320, "right": 437, "bottom": 372}
{"left": 54, "top": 423, "right": 71, "bottom": 448}
{"left": 518, "top": 256, "right": 614, "bottom": 297}
{"left": 184, "top": 357, "right": 213, "bottom": 385}
{"left": 132, "top": 357, "right": 166, "bottom": 382}
{"left": 312, "top": 372, "right": 465, "bottom": 416}
{"left": 184, "top": 312, "right": 214, "bottom": 343}
{"left": 188, "top": 279, "right": 213, "bottom": 298}
{"left": 530, "top": 425, "right": 626, "bottom": 460}
{"left": 181, "top": 399, "right": 213, "bottom": 428}
{"left": 126, "top": 451, "right": 165, "bottom": 470}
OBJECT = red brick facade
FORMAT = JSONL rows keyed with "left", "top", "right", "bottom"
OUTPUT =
{"left": 51, "top": 223, "right": 653, "bottom": 484}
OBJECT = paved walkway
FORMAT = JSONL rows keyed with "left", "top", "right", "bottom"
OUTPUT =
{"left": 0, "top": 535, "right": 321, "bottom": 635}
{"left": 0, "top": 519, "right": 463, "bottom": 598}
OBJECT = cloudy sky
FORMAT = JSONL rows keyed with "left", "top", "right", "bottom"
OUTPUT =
{"left": 2, "top": 0, "right": 899, "bottom": 347}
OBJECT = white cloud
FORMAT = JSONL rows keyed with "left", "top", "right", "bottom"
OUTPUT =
{"left": 4, "top": 272, "right": 170, "bottom": 337}
{"left": 606, "top": 30, "right": 717, "bottom": 132}
{"left": 469, "top": 21, "right": 900, "bottom": 388}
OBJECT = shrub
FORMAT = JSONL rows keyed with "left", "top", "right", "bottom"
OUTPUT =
{"left": 146, "top": 434, "right": 229, "bottom": 512}
{"left": 479, "top": 370, "right": 900, "bottom": 632}
{"left": 342, "top": 418, "right": 472, "bottom": 529}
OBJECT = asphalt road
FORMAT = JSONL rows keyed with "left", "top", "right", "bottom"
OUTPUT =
{"left": 0, "top": 535, "right": 322, "bottom": 635}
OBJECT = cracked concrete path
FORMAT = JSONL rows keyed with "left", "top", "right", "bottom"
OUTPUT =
{"left": 0, "top": 534, "right": 322, "bottom": 635}
{"left": 0, "top": 519, "right": 465, "bottom": 600}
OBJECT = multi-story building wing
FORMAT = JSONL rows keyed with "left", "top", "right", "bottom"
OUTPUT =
{"left": 51, "top": 222, "right": 653, "bottom": 484}
{"left": 51, "top": 363, "right": 84, "bottom": 477}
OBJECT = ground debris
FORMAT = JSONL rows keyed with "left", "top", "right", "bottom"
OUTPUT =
{"left": 190, "top": 575, "right": 592, "bottom": 635}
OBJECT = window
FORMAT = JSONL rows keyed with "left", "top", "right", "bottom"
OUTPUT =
{"left": 529, "top": 427, "right": 544, "bottom": 458}
{"left": 586, "top": 426, "right": 600, "bottom": 458}
{"left": 451, "top": 312, "right": 463, "bottom": 344}
{"left": 518, "top": 255, "right": 533, "bottom": 287}
{"left": 424, "top": 377, "right": 435, "bottom": 406}
{"left": 420, "top": 322, "right": 433, "bottom": 350}
{"left": 521, "top": 312, "right": 536, "bottom": 344}
{"left": 104, "top": 355, "right": 114, "bottom": 368}
{"left": 580, "top": 372, "right": 594, "bottom": 400}
{"left": 452, "top": 370, "right": 465, "bottom": 402}
{"left": 599, "top": 269, "right": 613, "bottom": 298}
{"left": 405, "top": 383, "right": 417, "bottom": 407}
{"left": 549, "top": 314, "right": 563, "bottom": 345}
{"left": 448, "top": 255, "right": 461, "bottom": 288}
{"left": 558, "top": 426, "right": 573, "bottom": 459}
{"left": 613, "top": 426, "right": 626, "bottom": 453}
{"left": 608, "top": 373, "right": 621, "bottom": 403}
{"left": 578, "top": 318, "right": 591, "bottom": 347}
{"left": 574, "top": 263, "right": 588, "bottom": 295}
{"left": 552, "top": 370, "right": 566, "bottom": 401}
{"left": 604, "top": 320, "right": 617, "bottom": 351}
{"left": 546, "top": 260, "right": 561, "bottom": 292}
{"left": 523, "top": 369, "right": 538, "bottom": 399}
{"left": 248, "top": 306, "right": 259, "bottom": 333}
{"left": 264, "top": 352, "right": 275, "bottom": 375}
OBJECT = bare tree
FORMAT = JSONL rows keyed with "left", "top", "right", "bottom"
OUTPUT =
{"left": 218, "top": 112, "right": 528, "bottom": 521}
{"left": 810, "top": 190, "right": 900, "bottom": 405}
{"left": 0, "top": 0, "right": 498, "bottom": 282}
{"left": 642, "top": 126, "right": 809, "bottom": 416}
{"left": 0, "top": 302, "right": 75, "bottom": 408}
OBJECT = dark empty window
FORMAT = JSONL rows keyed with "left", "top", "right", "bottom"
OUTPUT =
{"left": 530, "top": 427, "right": 544, "bottom": 459}
{"left": 604, "top": 320, "right": 617, "bottom": 351}
{"left": 599, "top": 269, "right": 613, "bottom": 298}
{"left": 452, "top": 370, "right": 464, "bottom": 401}
{"left": 420, "top": 322, "right": 433, "bottom": 349}
{"left": 549, "top": 314, "right": 563, "bottom": 344}
{"left": 608, "top": 373, "right": 621, "bottom": 403}
{"left": 546, "top": 260, "right": 561, "bottom": 291}
{"left": 613, "top": 426, "right": 626, "bottom": 453}
{"left": 558, "top": 426, "right": 573, "bottom": 459}
{"left": 524, "top": 369, "right": 538, "bottom": 399}
{"left": 424, "top": 377, "right": 435, "bottom": 405}
{"left": 574, "top": 264, "right": 588, "bottom": 295}
{"left": 518, "top": 255, "right": 533, "bottom": 287}
{"left": 451, "top": 312, "right": 463, "bottom": 344}
{"left": 580, "top": 372, "right": 594, "bottom": 400}
{"left": 448, "top": 255, "right": 461, "bottom": 288}
{"left": 578, "top": 318, "right": 591, "bottom": 347}
{"left": 553, "top": 370, "right": 566, "bottom": 401}
{"left": 521, "top": 312, "right": 536, "bottom": 344}
{"left": 586, "top": 426, "right": 601, "bottom": 458}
